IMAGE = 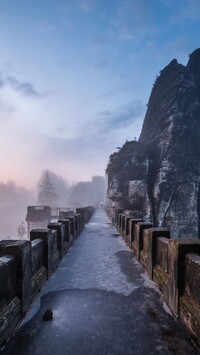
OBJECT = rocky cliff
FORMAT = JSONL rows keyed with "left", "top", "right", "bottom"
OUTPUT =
{"left": 106, "top": 141, "right": 151, "bottom": 219}
{"left": 107, "top": 48, "right": 200, "bottom": 238}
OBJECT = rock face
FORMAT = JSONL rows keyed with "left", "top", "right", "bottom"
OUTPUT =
{"left": 106, "top": 141, "right": 151, "bottom": 219}
{"left": 107, "top": 49, "right": 200, "bottom": 238}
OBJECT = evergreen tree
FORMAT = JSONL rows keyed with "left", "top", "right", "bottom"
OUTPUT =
{"left": 17, "top": 221, "right": 26, "bottom": 238}
{"left": 37, "top": 170, "right": 58, "bottom": 206}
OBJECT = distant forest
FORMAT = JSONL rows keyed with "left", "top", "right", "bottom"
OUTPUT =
{"left": 0, "top": 170, "right": 107, "bottom": 239}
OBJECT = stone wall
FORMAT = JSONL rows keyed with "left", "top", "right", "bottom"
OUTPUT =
{"left": 106, "top": 207, "right": 200, "bottom": 348}
{"left": 0, "top": 206, "right": 94, "bottom": 348}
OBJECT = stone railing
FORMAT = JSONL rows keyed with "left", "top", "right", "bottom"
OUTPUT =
{"left": 0, "top": 206, "right": 94, "bottom": 348}
{"left": 106, "top": 207, "right": 200, "bottom": 348}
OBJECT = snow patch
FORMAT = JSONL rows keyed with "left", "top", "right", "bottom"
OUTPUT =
{"left": 0, "top": 255, "right": 14, "bottom": 263}
{"left": 141, "top": 272, "right": 160, "bottom": 293}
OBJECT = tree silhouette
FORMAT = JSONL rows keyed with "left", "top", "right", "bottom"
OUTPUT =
{"left": 17, "top": 221, "right": 26, "bottom": 238}
{"left": 37, "top": 170, "right": 58, "bottom": 206}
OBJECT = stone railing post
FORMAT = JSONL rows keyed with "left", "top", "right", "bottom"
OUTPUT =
{"left": 114, "top": 208, "right": 123, "bottom": 226}
{"left": 48, "top": 222, "right": 65, "bottom": 259}
{"left": 30, "top": 229, "right": 54, "bottom": 279}
{"left": 146, "top": 228, "right": 170, "bottom": 279}
{"left": 168, "top": 239, "right": 200, "bottom": 315}
{"left": 0, "top": 240, "right": 32, "bottom": 315}
{"left": 128, "top": 218, "right": 143, "bottom": 250}
{"left": 58, "top": 219, "right": 72, "bottom": 247}
{"left": 134, "top": 222, "right": 153, "bottom": 260}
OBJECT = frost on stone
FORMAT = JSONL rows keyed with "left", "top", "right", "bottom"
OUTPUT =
{"left": 0, "top": 255, "right": 14, "bottom": 264}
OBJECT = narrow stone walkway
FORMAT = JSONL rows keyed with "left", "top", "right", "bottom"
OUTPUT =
{"left": 1, "top": 210, "right": 199, "bottom": 355}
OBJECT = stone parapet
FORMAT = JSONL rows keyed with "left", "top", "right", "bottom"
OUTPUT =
{"left": 134, "top": 222, "right": 153, "bottom": 260}
{"left": 168, "top": 239, "right": 200, "bottom": 315}
{"left": 48, "top": 222, "right": 66, "bottom": 258}
{"left": 0, "top": 240, "right": 32, "bottom": 315}
{"left": 0, "top": 205, "right": 94, "bottom": 348}
{"left": 128, "top": 218, "right": 143, "bottom": 249}
{"left": 106, "top": 207, "right": 200, "bottom": 348}
{"left": 31, "top": 239, "right": 47, "bottom": 300}
{"left": 179, "top": 253, "right": 200, "bottom": 346}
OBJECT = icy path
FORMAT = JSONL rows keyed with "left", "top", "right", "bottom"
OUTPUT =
{"left": 2, "top": 209, "right": 199, "bottom": 355}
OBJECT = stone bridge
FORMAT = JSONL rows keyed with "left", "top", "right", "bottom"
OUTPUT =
{"left": 0, "top": 207, "right": 200, "bottom": 354}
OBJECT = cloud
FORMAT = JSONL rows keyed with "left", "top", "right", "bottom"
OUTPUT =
{"left": 96, "top": 90, "right": 119, "bottom": 100}
{"left": 163, "top": 36, "right": 198, "bottom": 62}
{"left": 0, "top": 98, "right": 15, "bottom": 120}
{"left": 36, "top": 20, "right": 55, "bottom": 33}
{"left": 88, "top": 34, "right": 115, "bottom": 54}
{"left": 159, "top": 0, "right": 177, "bottom": 6}
{"left": 79, "top": 0, "right": 98, "bottom": 12}
{"left": 113, "top": 0, "right": 156, "bottom": 41}
{"left": 6, "top": 76, "right": 41, "bottom": 97}
{"left": 170, "top": 0, "right": 200, "bottom": 22}
{"left": 42, "top": 134, "right": 110, "bottom": 169}
{"left": 0, "top": 72, "right": 43, "bottom": 98}
{"left": 97, "top": 100, "right": 145, "bottom": 130}
{"left": 43, "top": 100, "right": 145, "bottom": 163}
{"left": 91, "top": 60, "right": 110, "bottom": 71}
{"left": 96, "top": 85, "right": 138, "bottom": 100}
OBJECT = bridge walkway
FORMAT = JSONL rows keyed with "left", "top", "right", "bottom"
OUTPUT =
{"left": 2, "top": 209, "right": 199, "bottom": 355}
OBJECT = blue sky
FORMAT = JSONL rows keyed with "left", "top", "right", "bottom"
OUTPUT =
{"left": 0, "top": 0, "right": 199, "bottom": 187}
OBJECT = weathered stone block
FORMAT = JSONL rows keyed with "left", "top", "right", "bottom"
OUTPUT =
{"left": 51, "top": 230, "right": 60, "bottom": 273}
{"left": 0, "top": 240, "right": 31, "bottom": 315}
{"left": 118, "top": 213, "right": 123, "bottom": 232}
{"left": 128, "top": 218, "right": 142, "bottom": 250}
{"left": 113, "top": 208, "right": 123, "bottom": 226}
{"left": 0, "top": 255, "right": 17, "bottom": 310}
{"left": 168, "top": 239, "right": 200, "bottom": 315}
{"left": 31, "top": 239, "right": 44, "bottom": 275}
{"left": 121, "top": 215, "right": 126, "bottom": 236}
{"left": 133, "top": 222, "right": 153, "bottom": 260}
{"left": 146, "top": 227, "right": 170, "bottom": 279}
{"left": 65, "top": 216, "right": 76, "bottom": 240}
{"left": 179, "top": 293, "right": 200, "bottom": 347}
{"left": 155, "top": 237, "right": 169, "bottom": 274}
{"left": 179, "top": 253, "right": 200, "bottom": 346}
{"left": 139, "top": 230, "right": 150, "bottom": 271}
{"left": 76, "top": 208, "right": 84, "bottom": 226}
{"left": 184, "top": 253, "right": 200, "bottom": 305}
{"left": 31, "top": 266, "right": 47, "bottom": 301}
{"left": 73, "top": 214, "right": 80, "bottom": 235}
{"left": 123, "top": 215, "right": 135, "bottom": 243}
{"left": 58, "top": 219, "right": 71, "bottom": 247}
{"left": 30, "top": 229, "right": 54, "bottom": 279}
{"left": 76, "top": 213, "right": 81, "bottom": 233}
{"left": 59, "top": 211, "right": 74, "bottom": 220}
{"left": 152, "top": 237, "right": 170, "bottom": 301}
{"left": 121, "top": 212, "right": 133, "bottom": 238}
{"left": 48, "top": 222, "right": 66, "bottom": 258}
{"left": 0, "top": 296, "right": 21, "bottom": 347}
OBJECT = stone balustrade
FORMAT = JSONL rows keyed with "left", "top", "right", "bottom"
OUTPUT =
{"left": 0, "top": 206, "right": 94, "bottom": 348}
{"left": 105, "top": 207, "right": 200, "bottom": 348}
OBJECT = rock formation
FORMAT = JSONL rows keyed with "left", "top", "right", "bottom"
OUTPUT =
{"left": 106, "top": 141, "right": 151, "bottom": 219}
{"left": 106, "top": 48, "right": 200, "bottom": 238}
